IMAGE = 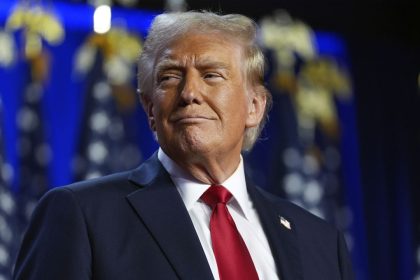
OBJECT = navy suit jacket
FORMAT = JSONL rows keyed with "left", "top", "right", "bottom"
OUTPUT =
{"left": 14, "top": 153, "right": 354, "bottom": 280}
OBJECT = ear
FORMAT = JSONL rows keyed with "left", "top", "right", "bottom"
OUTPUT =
{"left": 140, "top": 93, "right": 156, "bottom": 131}
{"left": 245, "top": 88, "right": 267, "bottom": 129}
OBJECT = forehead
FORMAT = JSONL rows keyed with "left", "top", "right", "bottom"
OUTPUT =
{"left": 154, "top": 32, "right": 244, "bottom": 69}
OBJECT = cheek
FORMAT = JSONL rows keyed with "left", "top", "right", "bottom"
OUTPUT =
{"left": 220, "top": 91, "right": 248, "bottom": 118}
{"left": 153, "top": 93, "right": 173, "bottom": 118}
{"left": 213, "top": 105, "right": 247, "bottom": 139}
{"left": 214, "top": 83, "right": 245, "bottom": 106}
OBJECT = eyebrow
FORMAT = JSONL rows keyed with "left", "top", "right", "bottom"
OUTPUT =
{"left": 155, "top": 59, "right": 183, "bottom": 75}
{"left": 195, "top": 58, "right": 230, "bottom": 71}
{"left": 155, "top": 58, "right": 230, "bottom": 75}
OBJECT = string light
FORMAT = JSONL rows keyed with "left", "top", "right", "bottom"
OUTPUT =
{"left": 93, "top": 5, "right": 111, "bottom": 34}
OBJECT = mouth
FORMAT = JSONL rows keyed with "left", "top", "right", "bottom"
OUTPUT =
{"left": 174, "top": 115, "right": 214, "bottom": 124}
{"left": 171, "top": 115, "right": 216, "bottom": 124}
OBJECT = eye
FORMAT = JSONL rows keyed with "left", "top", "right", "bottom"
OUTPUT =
{"left": 203, "top": 72, "right": 223, "bottom": 80}
{"left": 157, "top": 73, "right": 181, "bottom": 85}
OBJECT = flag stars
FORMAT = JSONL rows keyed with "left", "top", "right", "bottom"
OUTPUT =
{"left": 302, "top": 154, "right": 319, "bottom": 176}
{"left": 88, "top": 141, "right": 108, "bottom": 163}
{"left": 90, "top": 111, "right": 110, "bottom": 134}
{"left": 93, "top": 81, "right": 112, "bottom": 101}
{"left": 0, "top": 190, "right": 15, "bottom": 215}
{"left": 280, "top": 143, "right": 352, "bottom": 252}
{"left": 282, "top": 147, "right": 301, "bottom": 169}
{"left": 303, "top": 180, "right": 323, "bottom": 205}
{"left": 17, "top": 107, "right": 39, "bottom": 132}
{"left": 35, "top": 143, "right": 52, "bottom": 166}
{"left": 283, "top": 172, "right": 304, "bottom": 196}
{"left": 281, "top": 146, "right": 327, "bottom": 221}
{"left": 0, "top": 31, "right": 15, "bottom": 67}
{"left": 0, "top": 245, "right": 9, "bottom": 267}
{"left": 107, "top": 119, "right": 124, "bottom": 140}
{"left": 0, "top": 164, "right": 13, "bottom": 184}
{"left": 74, "top": 58, "right": 142, "bottom": 181}
{"left": 0, "top": 216, "right": 12, "bottom": 243}
{"left": 104, "top": 57, "right": 132, "bottom": 84}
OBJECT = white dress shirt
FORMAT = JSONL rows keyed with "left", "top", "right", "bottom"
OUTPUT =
{"left": 158, "top": 148, "right": 279, "bottom": 280}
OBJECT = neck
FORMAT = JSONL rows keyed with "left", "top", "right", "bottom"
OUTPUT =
{"left": 183, "top": 157, "right": 240, "bottom": 185}
{"left": 165, "top": 149, "right": 242, "bottom": 184}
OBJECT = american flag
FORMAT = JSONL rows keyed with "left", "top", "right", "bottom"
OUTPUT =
{"left": 272, "top": 125, "right": 354, "bottom": 246}
{"left": 15, "top": 81, "right": 51, "bottom": 229}
{"left": 72, "top": 50, "right": 142, "bottom": 181}
{"left": 0, "top": 96, "right": 18, "bottom": 279}
{"left": 254, "top": 15, "right": 366, "bottom": 277}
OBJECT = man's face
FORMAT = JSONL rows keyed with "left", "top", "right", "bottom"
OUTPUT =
{"left": 144, "top": 32, "right": 265, "bottom": 163}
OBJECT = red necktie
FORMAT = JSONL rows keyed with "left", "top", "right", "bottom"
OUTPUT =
{"left": 201, "top": 185, "right": 259, "bottom": 280}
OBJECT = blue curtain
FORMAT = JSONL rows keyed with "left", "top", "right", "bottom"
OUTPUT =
{"left": 349, "top": 41, "right": 420, "bottom": 280}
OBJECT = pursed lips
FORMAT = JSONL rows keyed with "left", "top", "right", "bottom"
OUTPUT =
{"left": 171, "top": 114, "right": 216, "bottom": 124}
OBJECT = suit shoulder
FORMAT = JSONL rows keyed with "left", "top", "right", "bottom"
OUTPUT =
{"left": 44, "top": 170, "right": 138, "bottom": 204}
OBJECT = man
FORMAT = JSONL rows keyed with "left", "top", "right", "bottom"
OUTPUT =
{"left": 13, "top": 11, "right": 354, "bottom": 280}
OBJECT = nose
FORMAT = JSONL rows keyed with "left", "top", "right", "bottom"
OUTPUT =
{"left": 179, "top": 72, "right": 203, "bottom": 106}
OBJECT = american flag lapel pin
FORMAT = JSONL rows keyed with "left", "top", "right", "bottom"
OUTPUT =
{"left": 279, "top": 216, "right": 291, "bottom": 230}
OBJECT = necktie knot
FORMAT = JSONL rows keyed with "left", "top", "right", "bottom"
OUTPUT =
{"left": 201, "top": 185, "right": 232, "bottom": 208}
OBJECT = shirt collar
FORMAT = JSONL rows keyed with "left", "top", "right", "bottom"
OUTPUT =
{"left": 158, "top": 148, "right": 251, "bottom": 220}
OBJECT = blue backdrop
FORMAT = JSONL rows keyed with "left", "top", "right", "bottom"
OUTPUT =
{"left": 1, "top": 1, "right": 419, "bottom": 279}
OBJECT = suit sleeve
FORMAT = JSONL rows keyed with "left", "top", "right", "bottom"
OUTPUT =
{"left": 13, "top": 187, "right": 92, "bottom": 280}
{"left": 337, "top": 231, "right": 355, "bottom": 280}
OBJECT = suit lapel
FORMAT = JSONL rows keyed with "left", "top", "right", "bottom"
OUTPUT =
{"left": 127, "top": 154, "right": 214, "bottom": 280}
{"left": 247, "top": 183, "right": 304, "bottom": 280}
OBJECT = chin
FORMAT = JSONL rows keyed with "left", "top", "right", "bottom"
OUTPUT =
{"left": 179, "top": 134, "right": 217, "bottom": 156}
{"left": 182, "top": 139, "right": 212, "bottom": 154}
{"left": 159, "top": 127, "right": 221, "bottom": 157}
